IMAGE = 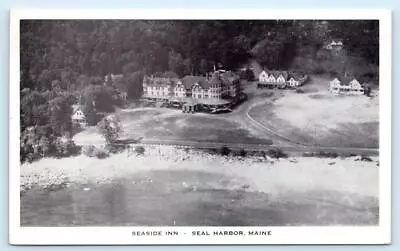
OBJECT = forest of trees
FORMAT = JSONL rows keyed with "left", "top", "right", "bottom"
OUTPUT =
{"left": 20, "top": 20, "right": 379, "bottom": 90}
{"left": 19, "top": 19, "right": 379, "bottom": 162}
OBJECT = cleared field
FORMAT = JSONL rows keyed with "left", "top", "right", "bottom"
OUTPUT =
{"left": 117, "top": 108, "right": 273, "bottom": 145}
{"left": 248, "top": 76, "right": 379, "bottom": 148}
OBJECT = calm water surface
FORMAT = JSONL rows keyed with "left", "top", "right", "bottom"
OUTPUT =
{"left": 21, "top": 170, "right": 379, "bottom": 226}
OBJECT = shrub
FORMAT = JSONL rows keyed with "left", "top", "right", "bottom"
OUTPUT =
{"left": 105, "top": 143, "right": 127, "bottom": 154}
{"left": 20, "top": 126, "right": 82, "bottom": 162}
{"left": 267, "top": 148, "right": 287, "bottom": 159}
{"left": 329, "top": 152, "right": 338, "bottom": 158}
{"left": 313, "top": 151, "right": 338, "bottom": 158}
{"left": 360, "top": 155, "right": 373, "bottom": 162}
{"left": 53, "top": 138, "right": 81, "bottom": 158}
{"left": 83, "top": 145, "right": 110, "bottom": 159}
{"left": 134, "top": 145, "right": 145, "bottom": 155}
{"left": 240, "top": 68, "right": 255, "bottom": 81}
{"left": 203, "top": 148, "right": 218, "bottom": 155}
{"left": 239, "top": 149, "right": 247, "bottom": 157}
{"left": 313, "top": 66, "right": 325, "bottom": 75}
{"left": 23, "top": 153, "right": 36, "bottom": 163}
{"left": 97, "top": 116, "right": 123, "bottom": 144}
{"left": 82, "top": 145, "right": 96, "bottom": 157}
{"left": 219, "top": 146, "right": 231, "bottom": 156}
{"left": 338, "top": 152, "right": 357, "bottom": 158}
{"left": 296, "top": 88, "right": 305, "bottom": 93}
{"left": 94, "top": 148, "right": 110, "bottom": 159}
{"left": 302, "top": 152, "right": 314, "bottom": 157}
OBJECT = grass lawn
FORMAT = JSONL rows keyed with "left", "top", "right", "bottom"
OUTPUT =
{"left": 248, "top": 75, "right": 379, "bottom": 148}
{"left": 117, "top": 108, "right": 273, "bottom": 145}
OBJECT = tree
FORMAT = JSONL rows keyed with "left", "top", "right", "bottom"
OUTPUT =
{"left": 36, "top": 69, "right": 56, "bottom": 91}
{"left": 251, "top": 38, "right": 286, "bottom": 69}
{"left": 21, "top": 19, "right": 379, "bottom": 88}
{"left": 97, "top": 116, "right": 123, "bottom": 144}
{"left": 182, "top": 58, "right": 193, "bottom": 75}
{"left": 267, "top": 148, "right": 287, "bottom": 159}
{"left": 48, "top": 94, "right": 76, "bottom": 136}
{"left": 60, "top": 69, "right": 79, "bottom": 91}
{"left": 134, "top": 145, "right": 145, "bottom": 155}
{"left": 199, "top": 59, "right": 209, "bottom": 74}
{"left": 239, "top": 149, "right": 247, "bottom": 157}
{"left": 20, "top": 69, "right": 34, "bottom": 90}
{"left": 168, "top": 51, "right": 186, "bottom": 77}
{"left": 219, "top": 146, "right": 231, "bottom": 156}
{"left": 163, "top": 71, "right": 179, "bottom": 79}
{"left": 81, "top": 84, "right": 119, "bottom": 113}
{"left": 122, "top": 61, "right": 140, "bottom": 75}
{"left": 240, "top": 68, "right": 254, "bottom": 81}
{"left": 38, "top": 136, "right": 51, "bottom": 157}
{"left": 20, "top": 90, "right": 49, "bottom": 129}
{"left": 124, "top": 71, "right": 144, "bottom": 100}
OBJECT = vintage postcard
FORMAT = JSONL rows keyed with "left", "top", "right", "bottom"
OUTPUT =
{"left": 9, "top": 9, "right": 391, "bottom": 245}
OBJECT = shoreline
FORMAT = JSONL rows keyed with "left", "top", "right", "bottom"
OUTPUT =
{"left": 20, "top": 145, "right": 379, "bottom": 198}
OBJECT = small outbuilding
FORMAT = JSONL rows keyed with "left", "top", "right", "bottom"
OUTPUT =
{"left": 71, "top": 105, "right": 88, "bottom": 128}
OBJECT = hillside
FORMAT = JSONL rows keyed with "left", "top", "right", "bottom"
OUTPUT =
{"left": 21, "top": 20, "right": 379, "bottom": 92}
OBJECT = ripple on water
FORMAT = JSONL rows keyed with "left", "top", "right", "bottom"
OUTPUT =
{"left": 21, "top": 170, "right": 379, "bottom": 226}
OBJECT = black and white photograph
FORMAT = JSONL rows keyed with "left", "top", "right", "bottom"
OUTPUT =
{"left": 9, "top": 9, "right": 391, "bottom": 245}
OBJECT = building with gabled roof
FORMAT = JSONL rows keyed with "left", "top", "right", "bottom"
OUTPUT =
{"left": 259, "top": 70, "right": 269, "bottom": 83}
{"left": 329, "top": 75, "right": 364, "bottom": 95}
{"left": 258, "top": 70, "right": 308, "bottom": 89}
{"left": 142, "top": 75, "right": 180, "bottom": 101}
{"left": 142, "top": 70, "right": 240, "bottom": 104}
{"left": 71, "top": 104, "right": 88, "bottom": 128}
{"left": 324, "top": 39, "right": 344, "bottom": 50}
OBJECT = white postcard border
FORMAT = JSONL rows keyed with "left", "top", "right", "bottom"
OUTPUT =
{"left": 9, "top": 8, "right": 392, "bottom": 245}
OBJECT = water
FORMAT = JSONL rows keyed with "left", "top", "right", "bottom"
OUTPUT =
{"left": 21, "top": 170, "right": 379, "bottom": 226}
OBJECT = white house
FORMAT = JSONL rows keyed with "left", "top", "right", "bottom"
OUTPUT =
{"left": 349, "top": 79, "right": 365, "bottom": 95}
{"left": 275, "top": 74, "right": 287, "bottom": 85}
{"left": 258, "top": 70, "right": 269, "bottom": 83}
{"left": 71, "top": 105, "right": 88, "bottom": 128}
{"left": 258, "top": 70, "right": 307, "bottom": 89}
{"left": 329, "top": 78, "right": 342, "bottom": 94}
{"left": 329, "top": 77, "right": 364, "bottom": 95}
{"left": 287, "top": 73, "right": 308, "bottom": 88}
{"left": 287, "top": 77, "right": 300, "bottom": 87}
{"left": 325, "top": 40, "right": 344, "bottom": 50}
{"left": 267, "top": 74, "right": 276, "bottom": 83}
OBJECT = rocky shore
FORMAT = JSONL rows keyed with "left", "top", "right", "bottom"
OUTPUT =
{"left": 20, "top": 145, "right": 379, "bottom": 198}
